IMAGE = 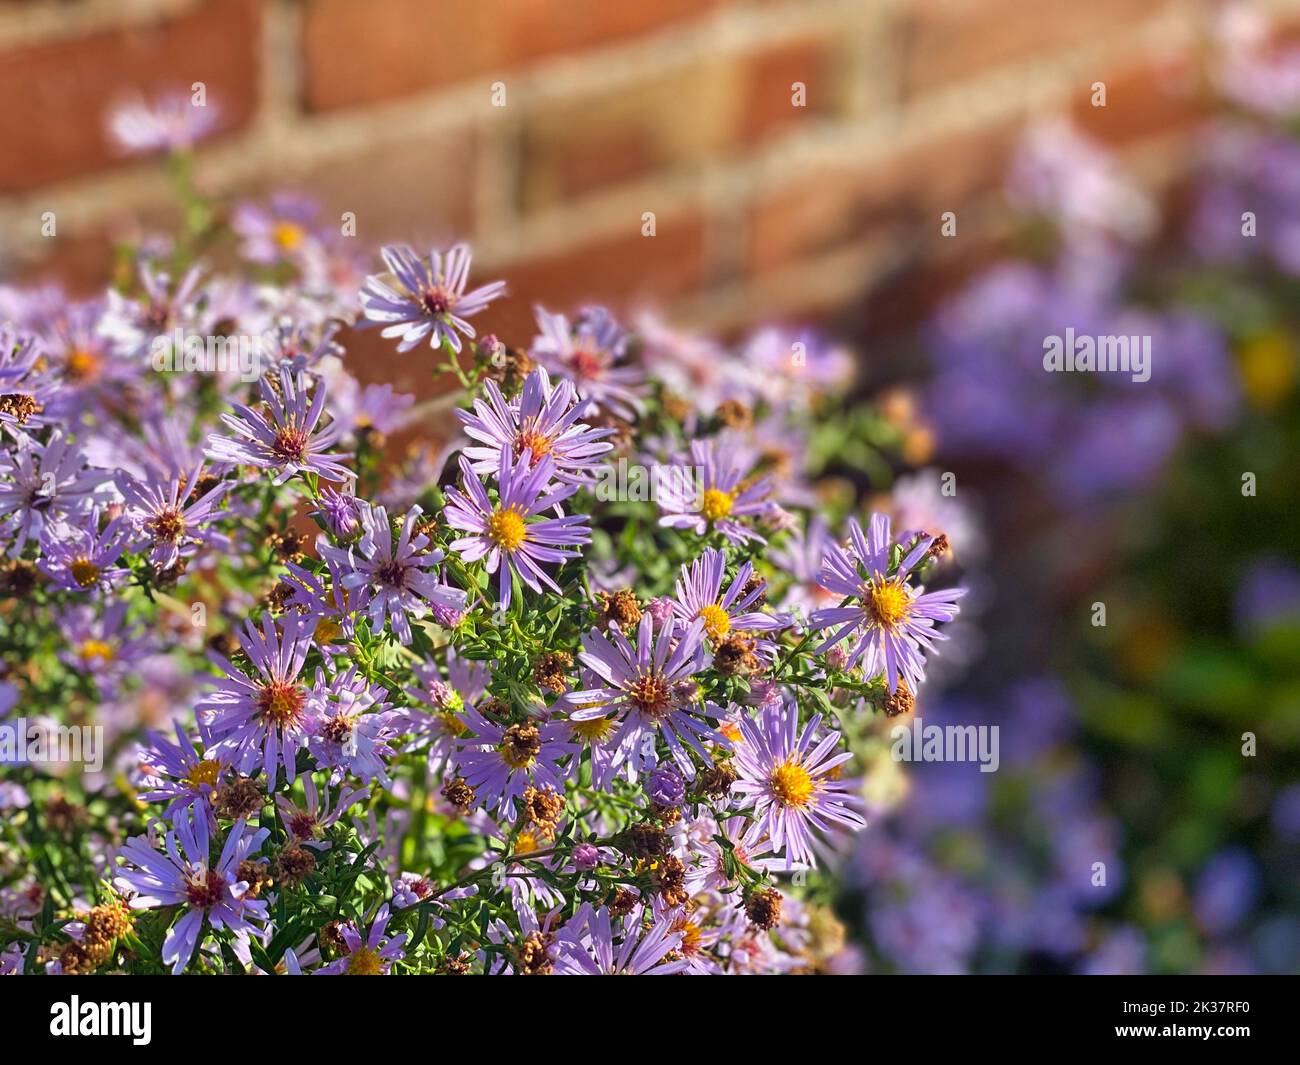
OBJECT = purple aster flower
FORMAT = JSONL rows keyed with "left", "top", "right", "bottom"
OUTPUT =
{"left": 768, "top": 514, "right": 838, "bottom": 624}
{"left": 456, "top": 366, "right": 614, "bottom": 484}
{"left": 810, "top": 514, "right": 965, "bottom": 692}
{"left": 231, "top": 193, "right": 320, "bottom": 264}
{"left": 647, "top": 765, "right": 685, "bottom": 807}
{"left": 567, "top": 613, "right": 724, "bottom": 778}
{"left": 312, "top": 485, "right": 362, "bottom": 540}
{"left": 360, "top": 243, "right": 505, "bottom": 354}
{"left": 732, "top": 701, "right": 865, "bottom": 870}
{"left": 305, "top": 666, "right": 398, "bottom": 786}
{"left": 56, "top": 602, "right": 151, "bottom": 696}
{"left": 107, "top": 92, "right": 220, "bottom": 155}
{"left": 452, "top": 706, "right": 576, "bottom": 820}
{"left": 274, "top": 775, "right": 365, "bottom": 849}
{"left": 114, "top": 814, "right": 269, "bottom": 975}
{"left": 400, "top": 649, "right": 488, "bottom": 774}
{"left": 332, "top": 380, "right": 415, "bottom": 441}
{"left": 136, "top": 723, "right": 226, "bottom": 827}
{"left": 40, "top": 300, "right": 140, "bottom": 417}
{"left": 102, "top": 262, "right": 203, "bottom": 356}
{"left": 319, "top": 502, "right": 466, "bottom": 645}
{"left": 0, "top": 430, "right": 103, "bottom": 555}
{"left": 280, "top": 557, "right": 366, "bottom": 651}
{"left": 316, "top": 904, "right": 407, "bottom": 975}
{"left": 206, "top": 366, "right": 352, "bottom": 485}
{"left": 554, "top": 903, "right": 687, "bottom": 975}
{"left": 0, "top": 324, "right": 58, "bottom": 435}
{"left": 116, "top": 462, "right": 228, "bottom": 570}
{"left": 685, "top": 814, "right": 782, "bottom": 894}
{"left": 37, "top": 512, "right": 131, "bottom": 593}
{"left": 444, "top": 450, "right": 591, "bottom": 609}
{"left": 657, "top": 436, "right": 774, "bottom": 547}
{"left": 672, "top": 547, "right": 790, "bottom": 656}
{"left": 197, "top": 613, "right": 319, "bottom": 783}
{"left": 257, "top": 317, "right": 345, "bottom": 376}
{"left": 562, "top": 667, "right": 646, "bottom": 790}
{"left": 529, "top": 305, "right": 644, "bottom": 420}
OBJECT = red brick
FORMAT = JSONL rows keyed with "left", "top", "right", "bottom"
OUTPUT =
{"left": 899, "top": 0, "right": 1171, "bottom": 98}
{"left": 301, "top": 0, "right": 726, "bottom": 112}
{"left": 738, "top": 37, "right": 837, "bottom": 142}
{"left": 746, "top": 123, "right": 1017, "bottom": 274}
{"left": 1068, "top": 58, "right": 1204, "bottom": 145}
{"left": 473, "top": 213, "right": 710, "bottom": 346}
{"left": 240, "top": 126, "right": 480, "bottom": 249}
{"left": 0, "top": 0, "right": 262, "bottom": 194}
{"left": 518, "top": 36, "right": 840, "bottom": 214}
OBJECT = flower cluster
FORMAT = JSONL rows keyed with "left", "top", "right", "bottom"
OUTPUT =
{"left": 0, "top": 102, "right": 967, "bottom": 976}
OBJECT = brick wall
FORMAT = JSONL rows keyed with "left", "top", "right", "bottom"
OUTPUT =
{"left": 1, "top": 0, "right": 1297, "bottom": 375}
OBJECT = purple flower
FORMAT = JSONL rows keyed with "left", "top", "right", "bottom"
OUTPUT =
{"left": 554, "top": 903, "right": 687, "bottom": 975}
{"left": 280, "top": 557, "right": 366, "bottom": 651}
{"left": 231, "top": 193, "right": 320, "bottom": 264}
{"left": 107, "top": 92, "right": 219, "bottom": 155}
{"left": 672, "top": 547, "right": 789, "bottom": 655}
{"left": 657, "top": 437, "right": 774, "bottom": 547}
{"left": 102, "top": 262, "right": 203, "bottom": 356}
{"left": 456, "top": 366, "right": 614, "bottom": 484}
{"left": 56, "top": 602, "right": 151, "bottom": 695}
{"left": 116, "top": 463, "right": 228, "bottom": 570}
{"left": 258, "top": 318, "right": 345, "bottom": 376}
{"left": 316, "top": 904, "right": 407, "bottom": 974}
{"left": 38, "top": 512, "right": 131, "bottom": 593}
{"left": 0, "top": 431, "right": 103, "bottom": 555}
{"left": 313, "top": 485, "right": 362, "bottom": 540}
{"left": 305, "top": 667, "right": 398, "bottom": 785}
{"left": 768, "top": 514, "right": 839, "bottom": 623}
{"left": 400, "top": 649, "right": 488, "bottom": 774}
{"left": 444, "top": 450, "right": 591, "bottom": 609}
{"left": 0, "top": 325, "right": 58, "bottom": 435}
{"left": 647, "top": 766, "right": 684, "bottom": 807}
{"left": 567, "top": 614, "right": 723, "bottom": 778}
{"left": 732, "top": 701, "right": 865, "bottom": 870}
{"left": 114, "top": 815, "right": 269, "bottom": 975}
{"left": 275, "top": 775, "right": 365, "bottom": 849}
{"left": 197, "top": 614, "right": 319, "bottom": 783}
{"left": 360, "top": 243, "right": 505, "bottom": 354}
{"left": 810, "top": 514, "right": 965, "bottom": 692}
{"left": 136, "top": 723, "right": 226, "bottom": 826}
{"left": 320, "top": 502, "right": 466, "bottom": 645}
{"left": 207, "top": 367, "right": 352, "bottom": 485}
{"left": 453, "top": 707, "right": 576, "bottom": 820}
{"left": 529, "top": 305, "right": 643, "bottom": 420}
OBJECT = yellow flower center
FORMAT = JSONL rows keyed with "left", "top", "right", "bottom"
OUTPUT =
{"left": 700, "top": 488, "right": 735, "bottom": 523}
{"left": 273, "top": 221, "right": 304, "bottom": 250}
{"left": 514, "top": 425, "right": 555, "bottom": 463}
{"left": 66, "top": 348, "right": 99, "bottom": 380}
{"left": 345, "top": 946, "right": 383, "bottom": 975}
{"left": 78, "top": 639, "right": 115, "bottom": 663}
{"left": 866, "top": 579, "right": 911, "bottom": 629}
{"left": 770, "top": 760, "right": 815, "bottom": 808}
{"left": 256, "top": 681, "right": 307, "bottom": 727}
{"left": 487, "top": 507, "right": 527, "bottom": 551}
{"left": 184, "top": 759, "right": 222, "bottom": 790}
{"left": 313, "top": 617, "right": 343, "bottom": 645}
{"left": 70, "top": 559, "right": 101, "bottom": 588}
{"left": 571, "top": 715, "right": 615, "bottom": 744}
{"left": 697, "top": 603, "right": 730, "bottom": 642}
{"left": 515, "top": 829, "right": 540, "bottom": 855}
